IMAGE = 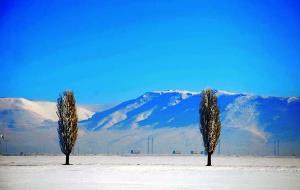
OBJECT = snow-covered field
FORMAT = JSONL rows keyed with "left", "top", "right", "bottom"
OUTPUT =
{"left": 0, "top": 156, "right": 300, "bottom": 190}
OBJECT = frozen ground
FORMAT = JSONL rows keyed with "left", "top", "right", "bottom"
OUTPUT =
{"left": 0, "top": 155, "right": 300, "bottom": 190}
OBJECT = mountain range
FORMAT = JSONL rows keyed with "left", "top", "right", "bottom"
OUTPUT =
{"left": 0, "top": 90, "right": 299, "bottom": 155}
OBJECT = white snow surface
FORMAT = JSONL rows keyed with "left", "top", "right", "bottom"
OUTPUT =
{"left": 215, "top": 90, "right": 239, "bottom": 96}
{"left": 0, "top": 156, "right": 300, "bottom": 190}
{"left": 95, "top": 102, "right": 147, "bottom": 130}
{"left": 153, "top": 89, "right": 199, "bottom": 95}
{"left": 152, "top": 89, "right": 240, "bottom": 98}
{"left": 288, "top": 96, "right": 300, "bottom": 103}
{"left": 135, "top": 108, "right": 155, "bottom": 124}
{"left": 0, "top": 98, "right": 94, "bottom": 121}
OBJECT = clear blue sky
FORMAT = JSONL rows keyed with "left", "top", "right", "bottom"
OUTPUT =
{"left": 0, "top": 0, "right": 299, "bottom": 103}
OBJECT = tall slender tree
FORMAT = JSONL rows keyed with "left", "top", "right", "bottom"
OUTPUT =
{"left": 57, "top": 91, "right": 78, "bottom": 165}
{"left": 199, "top": 89, "right": 221, "bottom": 166}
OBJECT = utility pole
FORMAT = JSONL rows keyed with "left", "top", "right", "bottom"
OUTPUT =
{"left": 277, "top": 140, "right": 279, "bottom": 156}
{"left": 151, "top": 137, "right": 154, "bottom": 154}
{"left": 147, "top": 136, "right": 149, "bottom": 154}
{"left": 274, "top": 140, "right": 276, "bottom": 156}
{"left": 274, "top": 140, "right": 280, "bottom": 156}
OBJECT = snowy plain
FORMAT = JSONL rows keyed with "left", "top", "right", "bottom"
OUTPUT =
{"left": 0, "top": 155, "right": 300, "bottom": 190}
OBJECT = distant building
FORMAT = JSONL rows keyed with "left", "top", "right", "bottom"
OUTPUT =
{"left": 190, "top": 150, "right": 199, "bottom": 154}
{"left": 172, "top": 150, "right": 181, "bottom": 154}
{"left": 130, "top": 150, "right": 140, "bottom": 154}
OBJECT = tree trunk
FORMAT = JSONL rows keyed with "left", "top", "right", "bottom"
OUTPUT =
{"left": 65, "top": 153, "right": 70, "bottom": 165}
{"left": 207, "top": 152, "right": 212, "bottom": 166}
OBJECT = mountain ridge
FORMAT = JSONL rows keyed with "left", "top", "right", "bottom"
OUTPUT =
{"left": 1, "top": 90, "right": 300, "bottom": 155}
{"left": 1, "top": 90, "right": 299, "bottom": 132}
{"left": 0, "top": 98, "right": 94, "bottom": 129}
{"left": 79, "top": 90, "right": 300, "bottom": 143}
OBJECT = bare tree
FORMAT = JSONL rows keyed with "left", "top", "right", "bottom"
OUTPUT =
{"left": 57, "top": 91, "right": 78, "bottom": 165}
{"left": 199, "top": 89, "right": 221, "bottom": 166}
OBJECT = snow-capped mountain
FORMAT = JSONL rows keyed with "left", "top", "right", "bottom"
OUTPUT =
{"left": 0, "top": 98, "right": 94, "bottom": 129}
{"left": 1, "top": 90, "right": 299, "bottom": 155}
{"left": 81, "top": 90, "right": 300, "bottom": 141}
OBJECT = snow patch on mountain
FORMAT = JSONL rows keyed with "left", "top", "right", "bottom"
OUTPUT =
{"left": 167, "top": 117, "right": 175, "bottom": 123}
{"left": 130, "top": 108, "right": 156, "bottom": 129}
{"left": 216, "top": 90, "right": 239, "bottom": 96}
{"left": 135, "top": 109, "right": 155, "bottom": 122}
{"left": 153, "top": 89, "right": 199, "bottom": 95}
{"left": 223, "top": 95, "right": 267, "bottom": 141}
{"left": 168, "top": 95, "right": 182, "bottom": 106}
{"left": 93, "top": 101, "right": 148, "bottom": 130}
{"left": 287, "top": 97, "right": 300, "bottom": 104}
{"left": 0, "top": 98, "right": 94, "bottom": 122}
{"left": 150, "top": 90, "right": 197, "bottom": 106}
{"left": 0, "top": 98, "right": 56, "bottom": 121}
{"left": 100, "top": 111, "right": 127, "bottom": 130}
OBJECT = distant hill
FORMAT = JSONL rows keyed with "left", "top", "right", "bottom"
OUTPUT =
{"left": 0, "top": 98, "right": 94, "bottom": 129}
{"left": 1, "top": 90, "right": 299, "bottom": 155}
{"left": 81, "top": 90, "right": 300, "bottom": 142}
